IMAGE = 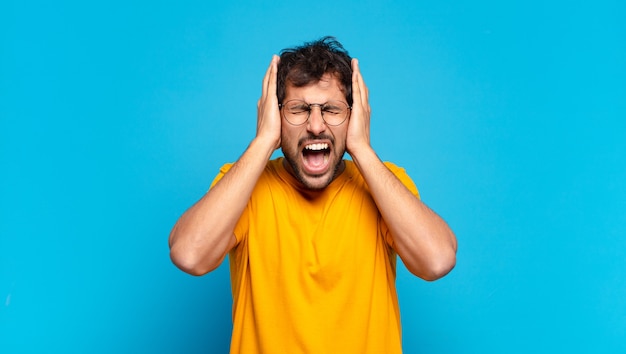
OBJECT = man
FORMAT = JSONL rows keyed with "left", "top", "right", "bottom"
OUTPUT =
{"left": 169, "top": 37, "right": 457, "bottom": 353}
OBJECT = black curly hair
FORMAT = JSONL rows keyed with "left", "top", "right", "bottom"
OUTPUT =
{"left": 277, "top": 36, "right": 353, "bottom": 106}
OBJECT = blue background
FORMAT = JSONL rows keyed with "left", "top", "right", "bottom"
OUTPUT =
{"left": 2, "top": 0, "right": 625, "bottom": 353}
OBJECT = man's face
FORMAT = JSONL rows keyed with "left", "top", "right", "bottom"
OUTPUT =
{"left": 280, "top": 74, "right": 349, "bottom": 190}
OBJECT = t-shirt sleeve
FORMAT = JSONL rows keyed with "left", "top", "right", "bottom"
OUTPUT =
{"left": 210, "top": 163, "right": 232, "bottom": 188}
{"left": 380, "top": 162, "right": 420, "bottom": 248}
{"left": 383, "top": 161, "right": 420, "bottom": 199}
{"left": 210, "top": 163, "right": 249, "bottom": 244}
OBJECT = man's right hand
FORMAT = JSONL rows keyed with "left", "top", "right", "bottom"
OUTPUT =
{"left": 256, "top": 55, "right": 282, "bottom": 150}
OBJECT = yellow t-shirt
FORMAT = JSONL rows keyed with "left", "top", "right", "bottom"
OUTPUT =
{"left": 211, "top": 158, "right": 419, "bottom": 354}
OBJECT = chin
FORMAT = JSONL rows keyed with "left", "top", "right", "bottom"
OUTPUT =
{"left": 283, "top": 155, "right": 339, "bottom": 191}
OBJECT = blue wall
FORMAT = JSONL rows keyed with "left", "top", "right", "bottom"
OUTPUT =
{"left": 2, "top": 1, "right": 625, "bottom": 353}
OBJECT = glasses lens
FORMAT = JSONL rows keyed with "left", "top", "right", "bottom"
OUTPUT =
{"left": 283, "top": 100, "right": 310, "bottom": 125}
{"left": 321, "top": 101, "right": 349, "bottom": 126}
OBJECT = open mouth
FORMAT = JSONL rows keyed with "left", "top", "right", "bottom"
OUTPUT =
{"left": 301, "top": 142, "right": 331, "bottom": 175}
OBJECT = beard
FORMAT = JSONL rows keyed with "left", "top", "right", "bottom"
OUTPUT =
{"left": 281, "top": 134, "right": 346, "bottom": 191}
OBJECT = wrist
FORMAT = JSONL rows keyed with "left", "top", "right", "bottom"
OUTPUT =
{"left": 250, "top": 135, "right": 280, "bottom": 159}
{"left": 348, "top": 144, "right": 377, "bottom": 169}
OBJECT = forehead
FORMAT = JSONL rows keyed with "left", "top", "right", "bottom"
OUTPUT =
{"left": 284, "top": 74, "right": 346, "bottom": 102}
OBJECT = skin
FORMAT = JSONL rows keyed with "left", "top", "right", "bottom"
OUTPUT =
{"left": 169, "top": 55, "right": 457, "bottom": 280}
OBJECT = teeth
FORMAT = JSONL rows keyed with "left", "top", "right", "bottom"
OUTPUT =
{"left": 305, "top": 143, "right": 328, "bottom": 151}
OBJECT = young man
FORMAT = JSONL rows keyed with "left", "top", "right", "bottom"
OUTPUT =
{"left": 169, "top": 37, "right": 457, "bottom": 353}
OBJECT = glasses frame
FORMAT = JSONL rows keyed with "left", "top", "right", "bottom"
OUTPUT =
{"left": 279, "top": 100, "right": 352, "bottom": 126}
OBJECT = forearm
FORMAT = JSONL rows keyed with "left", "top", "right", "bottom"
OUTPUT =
{"left": 169, "top": 137, "right": 275, "bottom": 275}
{"left": 350, "top": 145, "right": 457, "bottom": 280}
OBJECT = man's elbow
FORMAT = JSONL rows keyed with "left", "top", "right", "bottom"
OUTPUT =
{"left": 420, "top": 230, "right": 458, "bottom": 281}
{"left": 406, "top": 251, "right": 456, "bottom": 282}
{"left": 169, "top": 245, "right": 222, "bottom": 276}
{"left": 424, "top": 255, "right": 456, "bottom": 281}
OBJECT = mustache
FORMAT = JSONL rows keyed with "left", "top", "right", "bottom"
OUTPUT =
{"left": 298, "top": 134, "right": 334, "bottom": 147}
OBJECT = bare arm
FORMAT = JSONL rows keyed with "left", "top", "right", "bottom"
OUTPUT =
{"left": 169, "top": 56, "right": 281, "bottom": 276}
{"left": 347, "top": 59, "right": 457, "bottom": 281}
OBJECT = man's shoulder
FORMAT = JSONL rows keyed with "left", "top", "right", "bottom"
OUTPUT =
{"left": 345, "top": 159, "right": 419, "bottom": 198}
{"left": 383, "top": 161, "right": 419, "bottom": 198}
{"left": 210, "top": 159, "right": 282, "bottom": 189}
{"left": 216, "top": 158, "right": 282, "bottom": 174}
{"left": 217, "top": 162, "right": 235, "bottom": 174}
{"left": 382, "top": 161, "right": 407, "bottom": 175}
{"left": 343, "top": 160, "right": 406, "bottom": 175}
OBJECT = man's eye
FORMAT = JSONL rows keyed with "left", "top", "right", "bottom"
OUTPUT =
{"left": 290, "top": 108, "right": 308, "bottom": 114}
{"left": 323, "top": 106, "right": 342, "bottom": 114}
{"left": 288, "top": 105, "right": 310, "bottom": 114}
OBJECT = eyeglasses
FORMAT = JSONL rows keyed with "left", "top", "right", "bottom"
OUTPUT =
{"left": 279, "top": 100, "right": 351, "bottom": 126}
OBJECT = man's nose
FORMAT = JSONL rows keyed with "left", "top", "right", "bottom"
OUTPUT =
{"left": 306, "top": 106, "right": 326, "bottom": 134}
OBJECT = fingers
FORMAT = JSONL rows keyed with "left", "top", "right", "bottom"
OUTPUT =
{"left": 351, "top": 58, "right": 360, "bottom": 106}
{"left": 261, "top": 55, "right": 278, "bottom": 102}
{"left": 352, "top": 58, "right": 369, "bottom": 108}
{"left": 257, "top": 55, "right": 282, "bottom": 149}
{"left": 268, "top": 55, "right": 279, "bottom": 102}
{"left": 261, "top": 56, "right": 275, "bottom": 98}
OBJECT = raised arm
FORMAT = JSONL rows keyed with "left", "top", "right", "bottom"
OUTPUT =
{"left": 346, "top": 59, "right": 457, "bottom": 281}
{"left": 169, "top": 56, "right": 282, "bottom": 276}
